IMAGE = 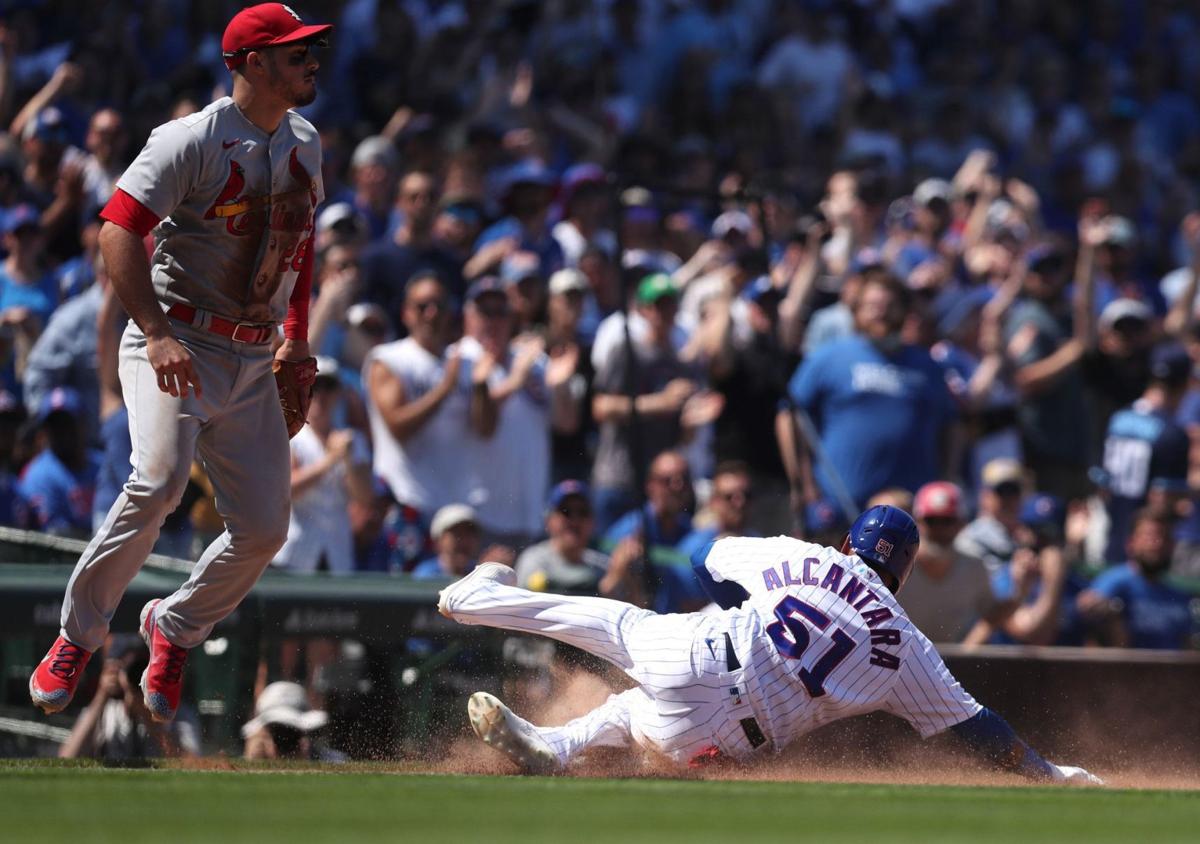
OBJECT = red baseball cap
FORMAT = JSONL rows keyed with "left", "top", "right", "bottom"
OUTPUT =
{"left": 913, "top": 481, "right": 963, "bottom": 521}
{"left": 222, "top": 3, "right": 333, "bottom": 69}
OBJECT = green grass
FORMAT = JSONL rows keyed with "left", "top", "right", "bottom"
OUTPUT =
{"left": 0, "top": 761, "right": 1197, "bottom": 843}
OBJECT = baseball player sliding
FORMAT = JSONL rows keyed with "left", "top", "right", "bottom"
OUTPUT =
{"left": 30, "top": 4, "right": 331, "bottom": 722}
{"left": 441, "top": 505, "right": 1103, "bottom": 785}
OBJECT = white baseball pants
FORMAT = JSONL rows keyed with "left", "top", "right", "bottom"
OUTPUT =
{"left": 60, "top": 321, "right": 291, "bottom": 650}
{"left": 444, "top": 578, "right": 770, "bottom": 766}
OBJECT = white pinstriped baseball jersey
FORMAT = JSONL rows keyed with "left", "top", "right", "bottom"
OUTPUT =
{"left": 705, "top": 535, "right": 981, "bottom": 745}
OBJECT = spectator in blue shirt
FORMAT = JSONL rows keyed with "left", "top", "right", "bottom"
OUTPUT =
{"left": 785, "top": 274, "right": 957, "bottom": 508}
{"left": 603, "top": 450, "right": 707, "bottom": 613}
{"left": 18, "top": 386, "right": 98, "bottom": 537}
{"left": 1078, "top": 508, "right": 1194, "bottom": 650}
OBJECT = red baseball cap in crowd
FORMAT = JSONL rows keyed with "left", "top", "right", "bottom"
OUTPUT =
{"left": 222, "top": 3, "right": 333, "bottom": 69}
{"left": 913, "top": 481, "right": 963, "bottom": 521}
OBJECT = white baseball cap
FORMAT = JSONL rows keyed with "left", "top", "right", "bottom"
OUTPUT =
{"left": 430, "top": 503, "right": 479, "bottom": 540}
{"left": 548, "top": 268, "right": 590, "bottom": 296}
{"left": 241, "top": 681, "right": 328, "bottom": 738}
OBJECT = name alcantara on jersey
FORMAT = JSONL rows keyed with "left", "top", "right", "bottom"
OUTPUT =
{"left": 758, "top": 557, "right": 903, "bottom": 670}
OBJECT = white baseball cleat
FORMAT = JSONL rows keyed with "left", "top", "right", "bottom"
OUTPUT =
{"left": 468, "top": 691, "right": 560, "bottom": 775}
{"left": 1051, "top": 764, "right": 1105, "bottom": 786}
{"left": 437, "top": 562, "right": 516, "bottom": 619}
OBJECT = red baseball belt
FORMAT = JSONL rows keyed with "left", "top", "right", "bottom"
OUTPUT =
{"left": 165, "top": 303, "right": 276, "bottom": 345}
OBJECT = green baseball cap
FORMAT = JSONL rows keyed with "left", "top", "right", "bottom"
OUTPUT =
{"left": 636, "top": 273, "right": 678, "bottom": 305}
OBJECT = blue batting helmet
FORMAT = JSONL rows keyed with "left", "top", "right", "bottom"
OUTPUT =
{"left": 846, "top": 505, "right": 920, "bottom": 593}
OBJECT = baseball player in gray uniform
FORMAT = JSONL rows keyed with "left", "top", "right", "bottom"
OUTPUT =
{"left": 440, "top": 505, "right": 1103, "bottom": 785}
{"left": 30, "top": 4, "right": 331, "bottom": 723}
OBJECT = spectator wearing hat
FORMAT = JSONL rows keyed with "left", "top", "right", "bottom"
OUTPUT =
{"left": 18, "top": 386, "right": 98, "bottom": 537}
{"left": 472, "top": 160, "right": 563, "bottom": 281}
{"left": 1077, "top": 508, "right": 1194, "bottom": 649}
{"left": 365, "top": 273, "right": 466, "bottom": 530}
{"left": 1096, "top": 343, "right": 1190, "bottom": 564}
{"left": 899, "top": 481, "right": 1009, "bottom": 645}
{"left": 346, "top": 135, "right": 398, "bottom": 242}
{"left": 617, "top": 187, "right": 681, "bottom": 276}
{"left": 312, "top": 201, "right": 368, "bottom": 255}
{"left": 360, "top": 168, "right": 463, "bottom": 320}
{"left": 60, "top": 633, "right": 199, "bottom": 760}
{"left": 0, "top": 203, "right": 57, "bottom": 388}
{"left": 982, "top": 493, "right": 1090, "bottom": 647}
{"left": 242, "top": 681, "right": 339, "bottom": 761}
{"left": 591, "top": 273, "right": 702, "bottom": 531}
{"left": 784, "top": 273, "right": 957, "bottom": 510}
{"left": 545, "top": 268, "right": 595, "bottom": 483}
{"left": 457, "top": 277, "right": 580, "bottom": 548}
{"left": 929, "top": 282, "right": 1023, "bottom": 490}
{"left": 411, "top": 504, "right": 484, "bottom": 580}
{"left": 552, "top": 164, "right": 615, "bottom": 269}
{"left": 1080, "top": 297, "right": 1156, "bottom": 457}
{"left": 501, "top": 250, "right": 548, "bottom": 334}
{"left": 15, "top": 104, "right": 88, "bottom": 262}
{"left": 1002, "top": 231, "right": 1091, "bottom": 500}
{"left": 273, "top": 358, "right": 373, "bottom": 575}
{"left": 955, "top": 458, "right": 1026, "bottom": 574}
{"left": 432, "top": 197, "right": 487, "bottom": 270}
{"left": 514, "top": 481, "right": 617, "bottom": 597}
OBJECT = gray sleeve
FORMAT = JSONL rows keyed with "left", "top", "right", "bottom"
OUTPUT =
{"left": 116, "top": 119, "right": 199, "bottom": 219}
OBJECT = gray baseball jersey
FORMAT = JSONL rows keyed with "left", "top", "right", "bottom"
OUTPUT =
{"left": 60, "top": 98, "right": 322, "bottom": 654}
{"left": 117, "top": 96, "right": 324, "bottom": 323}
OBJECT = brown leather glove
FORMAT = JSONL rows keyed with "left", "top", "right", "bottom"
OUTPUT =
{"left": 272, "top": 356, "right": 318, "bottom": 438}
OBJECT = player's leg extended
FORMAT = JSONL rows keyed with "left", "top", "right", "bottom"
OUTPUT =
{"left": 154, "top": 351, "right": 290, "bottom": 648}
{"left": 440, "top": 566, "right": 708, "bottom": 685}
{"left": 59, "top": 326, "right": 206, "bottom": 652}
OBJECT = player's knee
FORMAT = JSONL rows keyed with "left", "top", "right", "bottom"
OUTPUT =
{"left": 228, "top": 506, "right": 289, "bottom": 557}
{"left": 123, "top": 469, "right": 191, "bottom": 517}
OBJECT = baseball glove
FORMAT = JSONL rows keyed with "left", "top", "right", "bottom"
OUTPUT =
{"left": 273, "top": 356, "right": 318, "bottom": 438}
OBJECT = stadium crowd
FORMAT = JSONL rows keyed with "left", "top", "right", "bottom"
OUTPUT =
{"left": 0, "top": 0, "right": 1197, "bottom": 693}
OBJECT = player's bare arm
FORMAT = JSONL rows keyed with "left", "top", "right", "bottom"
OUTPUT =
{"left": 98, "top": 221, "right": 201, "bottom": 400}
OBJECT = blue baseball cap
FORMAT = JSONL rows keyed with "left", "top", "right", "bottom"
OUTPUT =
{"left": 25, "top": 106, "right": 68, "bottom": 143}
{"left": 1019, "top": 493, "right": 1066, "bottom": 536}
{"left": 500, "top": 251, "right": 542, "bottom": 286}
{"left": 502, "top": 160, "right": 557, "bottom": 193}
{"left": 806, "top": 499, "right": 847, "bottom": 534}
{"left": 1149, "top": 342, "right": 1190, "bottom": 386}
{"left": 464, "top": 275, "right": 507, "bottom": 304}
{"left": 3, "top": 204, "right": 40, "bottom": 235}
{"left": 547, "top": 480, "right": 590, "bottom": 512}
{"left": 37, "top": 386, "right": 82, "bottom": 422}
{"left": 741, "top": 274, "right": 782, "bottom": 307}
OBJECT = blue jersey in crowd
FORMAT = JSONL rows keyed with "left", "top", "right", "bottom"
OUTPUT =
{"left": 603, "top": 503, "right": 707, "bottom": 613}
{"left": 1176, "top": 390, "right": 1200, "bottom": 544}
{"left": 1088, "top": 564, "right": 1194, "bottom": 650}
{"left": 788, "top": 335, "right": 956, "bottom": 507}
{"left": 989, "top": 566, "right": 1089, "bottom": 646}
{"left": 1101, "top": 400, "right": 1189, "bottom": 562}
{"left": 18, "top": 448, "right": 99, "bottom": 535}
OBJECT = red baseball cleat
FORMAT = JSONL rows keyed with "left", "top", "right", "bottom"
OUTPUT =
{"left": 29, "top": 636, "right": 93, "bottom": 714}
{"left": 139, "top": 599, "right": 189, "bottom": 723}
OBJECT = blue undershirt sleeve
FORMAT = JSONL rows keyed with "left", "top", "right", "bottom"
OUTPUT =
{"left": 948, "top": 707, "right": 1057, "bottom": 781}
